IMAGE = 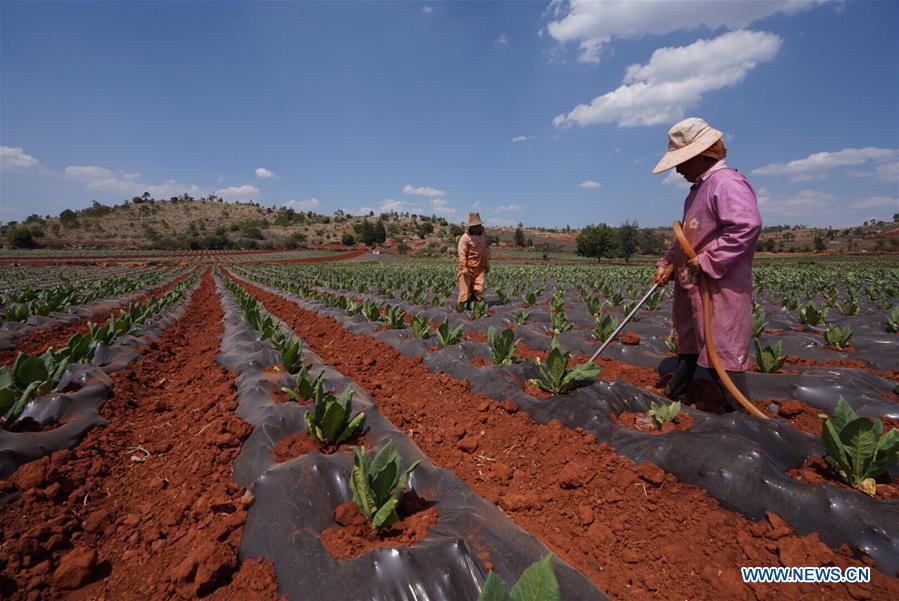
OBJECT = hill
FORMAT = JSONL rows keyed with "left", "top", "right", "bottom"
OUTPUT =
{"left": 1, "top": 195, "right": 896, "bottom": 256}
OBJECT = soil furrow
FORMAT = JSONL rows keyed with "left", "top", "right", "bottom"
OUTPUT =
{"left": 230, "top": 272, "right": 899, "bottom": 601}
{"left": 0, "top": 270, "right": 278, "bottom": 600}
{"left": 0, "top": 271, "right": 193, "bottom": 367}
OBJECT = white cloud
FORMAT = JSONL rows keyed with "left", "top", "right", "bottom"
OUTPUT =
{"left": 495, "top": 33, "right": 510, "bottom": 46}
{"left": 579, "top": 180, "right": 601, "bottom": 189}
{"left": 65, "top": 164, "right": 207, "bottom": 199}
{"left": 495, "top": 204, "right": 525, "bottom": 212}
{"left": 403, "top": 183, "right": 446, "bottom": 197}
{"left": 554, "top": 30, "right": 781, "bottom": 128}
{"left": 422, "top": 5, "right": 433, "bottom": 14}
{"left": 0, "top": 146, "right": 39, "bottom": 170}
{"left": 363, "top": 197, "right": 453, "bottom": 216}
{"left": 662, "top": 170, "right": 691, "bottom": 190}
{"left": 512, "top": 135, "right": 534, "bottom": 143}
{"left": 215, "top": 184, "right": 259, "bottom": 201}
{"left": 849, "top": 196, "right": 899, "bottom": 210}
{"left": 545, "top": 0, "right": 826, "bottom": 63}
{"left": 430, "top": 198, "right": 456, "bottom": 215}
{"left": 0, "top": 205, "right": 21, "bottom": 221}
{"left": 285, "top": 198, "right": 321, "bottom": 210}
{"left": 255, "top": 167, "right": 276, "bottom": 178}
{"left": 876, "top": 161, "right": 899, "bottom": 182}
{"left": 752, "top": 147, "right": 899, "bottom": 181}
{"left": 64, "top": 165, "right": 114, "bottom": 182}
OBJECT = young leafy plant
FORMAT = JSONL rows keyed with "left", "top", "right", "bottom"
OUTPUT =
{"left": 824, "top": 325, "right": 853, "bottom": 349}
{"left": 550, "top": 309, "right": 573, "bottom": 334}
{"left": 478, "top": 554, "right": 560, "bottom": 601}
{"left": 799, "top": 303, "right": 827, "bottom": 327}
{"left": 665, "top": 328, "right": 677, "bottom": 354}
{"left": 593, "top": 313, "right": 619, "bottom": 342}
{"left": 487, "top": 327, "right": 520, "bottom": 365}
{"left": 529, "top": 337, "right": 601, "bottom": 394}
{"left": 411, "top": 314, "right": 430, "bottom": 339}
{"left": 522, "top": 290, "right": 538, "bottom": 308}
{"left": 436, "top": 319, "right": 464, "bottom": 347}
{"left": 885, "top": 305, "right": 899, "bottom": 334}
{"left": 350, "top": 441, "right": 421, "bottom": 530}
{"left": 515, "top": 311, "right": 530, "bottom": 325}
{"left": 648, "top": 400, "right": 681, "bottom": 428}
{"left": 361, "top": 300, "right": 382, "bottom": 322}
{"left": 469, "top": 300, "right": 489, "bottom": 320}
{"left": 751, "top": 310, "right": 768, "bottom": 339}
{"left": 754, "top": 339, "right": 786, "bottom": 373}
{"left": 385, "top": 305, "right": 407, "bottom": 329}
{"left": 281, "top": 366, "right": 326, "bottom": 402}
{"left": 821, "top": 396, "right": 899, "bottom": 496}
{"left": 304, "top": 384, "right": 365, "bottom": 447}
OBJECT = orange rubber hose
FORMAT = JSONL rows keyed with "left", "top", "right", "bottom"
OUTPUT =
{"left": 671, "top": 220, "right": 767, "bottom": 419}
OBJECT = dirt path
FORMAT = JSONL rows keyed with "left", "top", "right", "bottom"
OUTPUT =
{"left": 0, "top": 271, "right": 193, "bottom": 368}
{"left": 0, "top": 270, "right": 278, "bottom": 600}
{"left": 230, "top": 272, "right": 898, "bottom": 601}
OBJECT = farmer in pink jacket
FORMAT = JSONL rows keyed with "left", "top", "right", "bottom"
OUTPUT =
{"left": 651, "top": 118, "right": 762, "bottom": 409}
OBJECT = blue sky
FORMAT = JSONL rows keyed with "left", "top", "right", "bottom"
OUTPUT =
{"left": 1, "top": 0, "right": 897, "bottom": 228}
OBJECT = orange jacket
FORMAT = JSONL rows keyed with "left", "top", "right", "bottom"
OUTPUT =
{"left": 458, "top": 232, "right": 490, "bottom": 274}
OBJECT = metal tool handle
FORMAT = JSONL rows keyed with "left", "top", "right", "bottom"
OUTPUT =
{"left": 587, "top": 282, "right": 660, "bottom": 364}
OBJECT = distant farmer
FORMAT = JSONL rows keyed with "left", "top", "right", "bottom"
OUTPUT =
{"left": 457, "top": 212, "right": 490, "bottom": 308}
{"left": 651, "top": 117, "right": 762, "bottom": 408}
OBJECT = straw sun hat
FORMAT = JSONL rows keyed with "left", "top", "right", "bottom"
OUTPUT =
{"left": 652, "top": 117, "right": 725, "bottom": 174}
{"left": 466, "top": 212, "right": 483, "bottom": 227}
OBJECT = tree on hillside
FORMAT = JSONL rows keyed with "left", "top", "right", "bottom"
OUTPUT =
{"left": 360, "top": 221, "right": 376, "bottom": 246}
{"left": 374, "top": 219, "right": 387, "bottom": 244}
{"left": 514, "top": 227, "right": 525, "bottom": 247}
{"left": 576, "top": 223, "right": 615, "bottom": 262}
{"left": 617, "top": 220, "right": 639, "bottom": 263}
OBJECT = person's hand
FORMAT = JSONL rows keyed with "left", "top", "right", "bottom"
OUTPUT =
{"left": 686, "top": 254, "right": 703, "bottom": 274}
{"left": 652, "top": 263, "right": 674, "bottom": 285}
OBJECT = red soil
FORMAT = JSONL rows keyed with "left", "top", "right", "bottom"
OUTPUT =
{"left": 0, "top": 270, "right": 278, "bottom": 599}
{"left": 0, "top": 271, "right": 192, "bottom": 367}
{"left": 230, "top": 272, "right": 899, "bottom": 601}
{"left": 611, "top": 410, "right": 694, "bottom": 434}
{"left": 320, "top": 494, "right": 438, "bottom": 560}
{"left": 788, "top": 456, "right": 899, "bottom": 501}
{"left": 785, "top": 355, "right": 871, "bottom": 370}
{"left": 471, "top": 357, "right": 492, "bottom": 368}
{"left": 271, "top": 430, "right": 368, "bottom": 463}
{"left": 754, "top": 399, "right": 827, "bottom": 437}
{"left": 256, "top": 248, "right": 368, "bottom": 265}
{"left": 619, "top": 332, "right": 641, "bottom": 345}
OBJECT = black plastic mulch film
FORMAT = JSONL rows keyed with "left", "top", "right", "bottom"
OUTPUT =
{"left": 231, "top": 269, "right": 899, "bottom": 579}
{"left": 215, "top": 276, "right": 608, "bottom": 601}
{"left": 0, "top": 278, "right": 201, "bottom": 479}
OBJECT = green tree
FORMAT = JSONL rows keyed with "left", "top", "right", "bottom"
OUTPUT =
{"left": 8, "top": 226, "right": 38, "bottom": 249}
{"left": 814, "top": 235, "right": 826, "bottom": 252}
{"left": 617, "top": 220, "right": 639, "bottom": 263}
{"left": 360, "top": 221, "right": 376, "bottom": 246}
{"left": 576, "top": 223, "right": 615, "bottom": 262}
{"left": 342, "top": 232, "right": 356, "bottom": 246}
{"left": 514, "top": 227, "right": 525, "bottom": 247}
{"left": 416, "top": 221, "right": 434, "bottom": 239}
{"left": 374, "top": 219, "right": 387, "bottom": 244}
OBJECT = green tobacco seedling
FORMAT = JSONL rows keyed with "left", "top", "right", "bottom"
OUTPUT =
{"left": 350, "top": 441, "right": 421, "bottom": 530}
{"left": 478, "top": 554, "right": 560, "bottom": 601}
{"left": 411, "top": 314, "right": 430, "bottom": 339}
{"left": 436, "top": 319, "right": 464, "bottom": 347}
{"left": 593, "top": 313, "right": 619, "bottom": 342}
{"left": 304, "top": 384, "right": 365, "bottom": 447}
{"left": 649, "top": 400, "right": 681, "bottom": 428}
{"left": 821, "top": 397, "right": 899, "bottom": 496}
{"left": 385, "top": 305, "right": 407, "bottom": 329}
{"left": 823, "top": 325, "right": 853, "bottom": 349}
{"left": 529, "top": 337, "right": 601, "bottom": 394}
{"left": 487, "top": 327, "right": 520, "bottom": 365}
{"left": 281, "top": 366, "right": 326, "bottom": 402}
{"left": 754, "top": 339, "right": 786, "bottom": 373}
